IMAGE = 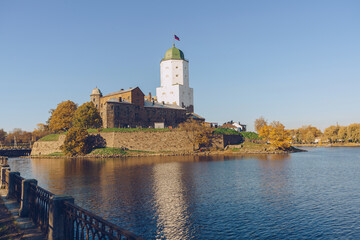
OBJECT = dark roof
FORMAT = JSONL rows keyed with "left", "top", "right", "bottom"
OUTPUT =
{"left": 186, "top": 112, "right": 205, "bottom": 120}
{"left": 104, "top": 87, "right": 143, "bottom": 97}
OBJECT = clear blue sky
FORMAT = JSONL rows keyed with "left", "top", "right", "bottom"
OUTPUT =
{"left": 1, "top": 0, "right": 359, "bottom": 132}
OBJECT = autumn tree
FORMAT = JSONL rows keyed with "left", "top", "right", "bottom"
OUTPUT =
{"left": 72, "top": 102, "right": 102, "bottom": 129}
{"left": 61, "top": 127, "right": 91, "bottom": 156}
{"left": 259, "top": 121, "right": 292, "bottom": 150}
{"left": 49, "top": 100, "right": 77, "bottom": 133}
{"left": 5, "top": 128, "right": 32, "bottom": 146}
{"left": 323, "top": 125, "right": 340, "bottom": 143}
{"left": 178, "top": 119, "right": 213, "bottom": 150}
{"left": 254, "top": 116, "right": 267, "bottom": 133}
{"left": 346, "top": 123, "right": 360, "bottom": 142}
{"left": 0, "top": 129, "right": 7, "bottom": 145}
{"left": 32, "top": 123, "right": 50, "bottom": 141}
{"left": 290, "top": 125, "right": 322, "bottom": 144}
{"left": 337, "top": 126, "right": 348, "bottom": 142}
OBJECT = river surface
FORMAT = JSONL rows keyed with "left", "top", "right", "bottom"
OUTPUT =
{"left": 8, "top": 147, "right": 360, "bottom": 239}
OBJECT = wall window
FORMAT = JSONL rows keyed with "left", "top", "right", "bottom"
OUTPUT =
{"left": 176, "top": 74, "right": 178, "bottom": 77}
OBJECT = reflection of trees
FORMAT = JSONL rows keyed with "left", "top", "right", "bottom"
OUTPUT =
{"left": 257, "top": 155, "right": 291, "bottom": 207}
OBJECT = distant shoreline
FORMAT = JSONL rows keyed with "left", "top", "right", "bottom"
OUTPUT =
{"left": 293, "top": 143, "right": 360, "bottom": 148}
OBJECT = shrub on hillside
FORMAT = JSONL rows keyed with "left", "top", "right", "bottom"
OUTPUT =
{"left": 61, "top": 127, "right": 91, "bottom": 156}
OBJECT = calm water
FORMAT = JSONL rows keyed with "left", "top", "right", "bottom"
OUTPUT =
{"left": 8, "top": 147, "right": 360, "bottom": 239}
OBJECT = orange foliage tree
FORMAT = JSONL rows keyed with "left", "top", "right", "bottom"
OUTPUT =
{"left": 259, "top": 121, "right": 292, "bottom": 150}
{"left": 49, "top": 100, "right": 77, "bottom": 133}
{"left": 178, "top": 119, "right": 213, "bottom": 150}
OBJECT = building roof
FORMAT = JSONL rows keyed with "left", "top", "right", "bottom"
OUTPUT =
{"left": 162, "top": 44, "right": 185, "bottom": 61}
{"left": 186, "top": 112, "right": 205, "bottom": 121}
{"left": 144, "top": 100, "right": 185, "bottom": 110}
{"left": 91, "top": 87, "right": 102, "bottom": 96}
{"left": 104, "top": 87, "right": 141, "bottom": 97}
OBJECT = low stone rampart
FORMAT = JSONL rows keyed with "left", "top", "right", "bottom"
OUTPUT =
{"left": 31, "top": 131, "right": 243, "bottom": 155}
{"left": 31, "top": 135, "right": 66, "bottom": 155}
{"left": 100, "top": 131, "right": 194, "bottom": 152}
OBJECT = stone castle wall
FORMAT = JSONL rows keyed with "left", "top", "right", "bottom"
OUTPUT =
{"left": 31, "top": 135, "right": 66, "bottom": 155}
{"left": 31, "top": 131, "right": 242, "bottom": 155}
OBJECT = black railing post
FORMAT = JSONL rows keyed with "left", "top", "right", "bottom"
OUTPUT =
{"left": 6, "top": 171, "right": 20, "bottom": 198}
{"left": 48, "top": 195, "right": 74, "bottom": 240}
{"left": 0, "top": 166, "right": 10, "bottom": 189}
{"left": 19, "top": 179, "right": 38, "bottom": 217}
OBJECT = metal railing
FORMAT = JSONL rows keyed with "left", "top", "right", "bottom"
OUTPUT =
{"left": 0, "top": 164, "right": 144, "bottom": 240}
{"left": 28, "top": 183, "right": 54, "bottom": 233}
{"left": 64, "top": 201, "right": 143, "bottom": 240}
{"left": 13, "top": 174, "right": 24, "bottom": 203}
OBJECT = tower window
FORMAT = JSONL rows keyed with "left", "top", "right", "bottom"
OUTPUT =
{"left": 176, "top": 66, "right": 178, "bottom": 69}
{"left": 176, "top": 75, "right": 178, "bottom": 77}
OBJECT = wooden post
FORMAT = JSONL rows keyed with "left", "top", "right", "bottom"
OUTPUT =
{"left": 48, "top": 195, "right": 74, "bottom": 240}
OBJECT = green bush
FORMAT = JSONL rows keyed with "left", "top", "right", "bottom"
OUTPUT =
{"left": 240, "top": 131, "right": 261, "bottom": 140}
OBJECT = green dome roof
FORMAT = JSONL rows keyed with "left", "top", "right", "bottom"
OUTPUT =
{"left": 162, "top": 44, "right": 185, "bottom": 61}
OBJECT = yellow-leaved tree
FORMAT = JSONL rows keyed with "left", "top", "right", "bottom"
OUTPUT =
{"left": 259, "top": 121, "right": 291, "bottom": 150}
{"left": 254, "top": 116, "right": 268, "bottom": 133}
{"left": 72, "top": 102, "right": 102, "bottom": 129}
{"left": 49, "top": 100, "right": 77, "bottom": 133}
{"left": 61, "top": 127, "right": 90, "bottom": 156}
{"left": 178, "top": 119, "right": 213, "bottom": 150}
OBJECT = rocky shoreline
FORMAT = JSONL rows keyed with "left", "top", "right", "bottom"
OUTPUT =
{"left": 28, "top": 145, "right": 306, "bottom": 159}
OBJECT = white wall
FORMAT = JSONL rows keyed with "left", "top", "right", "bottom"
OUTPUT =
{"left": 157, "top": 59, "right": 193, "bottom": 109}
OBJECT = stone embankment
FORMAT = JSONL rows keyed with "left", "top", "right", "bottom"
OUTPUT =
{"left": 31, "top": 135, "right": 66, "bottom": 156}
{"left": 31, "top": 131, "right": 243, "bottom": 156}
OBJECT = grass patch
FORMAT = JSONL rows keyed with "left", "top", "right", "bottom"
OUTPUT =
{"left": 100, "top": 128, "right": 172, "bottom": 133}
{"left": 87, "top": 129, "right": 100, "bottom": 133}
{"left": 89, "top": 147, "right": 127, "bottom": 155}
{"left": 127, "top": 149, "right": 154, "bottom": 153}
{"left": 240, "top": 132, "right": 261, "bottom": 140}
{"left": 39, "top": 134, "right": 60, "bottom": 141}
{"left": 213, "top": 128, "right": 241, "bottom": 135}
{"left": 46, "top": 152, "right": 65, "bottom": 156}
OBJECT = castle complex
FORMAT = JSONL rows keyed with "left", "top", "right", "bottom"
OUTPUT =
{"left": 91, "top": 44, "right": 197, "bottom": 128}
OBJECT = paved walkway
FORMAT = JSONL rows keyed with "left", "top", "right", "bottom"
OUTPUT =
{"left": 0, "top": 190, "right": 46, "bottom": 240}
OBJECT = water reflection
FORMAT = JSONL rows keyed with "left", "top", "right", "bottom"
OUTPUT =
{"left": 9, "top": 153, "right": 295, "bottom": 239}
{"left": 152, "top": 162, "right": 190, "bottom": 239}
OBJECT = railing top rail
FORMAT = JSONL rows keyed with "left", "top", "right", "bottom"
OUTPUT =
{"left": 64, "top": 201, "right": 144, "bottom": 240}
{"left": 29, "top": 182, "right": 55, "bottom": 197}
{"left": 13, "top": 174, "right": 25, "bottom": 181}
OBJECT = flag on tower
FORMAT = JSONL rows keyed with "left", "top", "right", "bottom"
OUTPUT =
{"left": 174, "top": 35, "right": 180, "bottom": 41}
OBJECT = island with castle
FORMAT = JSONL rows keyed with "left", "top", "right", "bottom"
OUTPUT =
{"left": 31, "top": 44, "right": 298, "bottom": 157}
{"left": 90, "top": 43, "right": 198, "bottom": 130}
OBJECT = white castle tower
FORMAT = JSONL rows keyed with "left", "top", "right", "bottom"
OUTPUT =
{"left": 156, "top": 44, "right": 194, "bottom": 113}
